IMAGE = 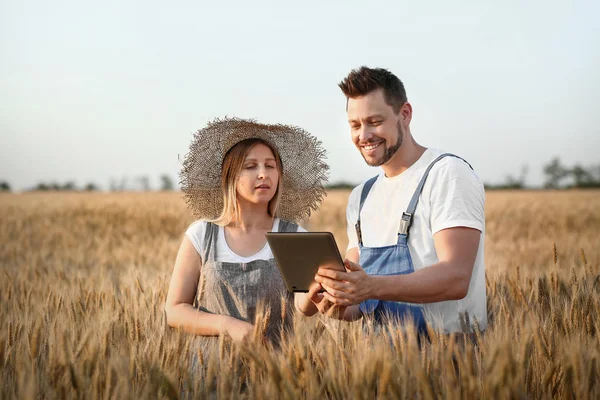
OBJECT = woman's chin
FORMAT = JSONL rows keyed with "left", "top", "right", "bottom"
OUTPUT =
{"left": 239, "top": 195, "right": 274, "bottom": 206}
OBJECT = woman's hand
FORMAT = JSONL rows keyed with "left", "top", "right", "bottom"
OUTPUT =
{"left": 222, "top": 318, "right": 254, "bottom": 343}
{"left": 307, "top": 281, "right": 347, "bottom": 320}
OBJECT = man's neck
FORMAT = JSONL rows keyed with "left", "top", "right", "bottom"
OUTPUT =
{"left": 381, "top": 134, "right": 427, "bottom": 178}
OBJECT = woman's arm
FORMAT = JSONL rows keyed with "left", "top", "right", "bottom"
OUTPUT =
{"left": 295, "top": 286, "right": 350, "bottom": 320}
{"left": 164, "top": 236, "right": 253, "bottom": 341}
{"left": 294, "top": 290, "right": 319, "bottom": 316}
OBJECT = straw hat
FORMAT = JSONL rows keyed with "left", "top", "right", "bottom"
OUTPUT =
{"left": 180, "top": 117, "right": 329, "bottom": 222}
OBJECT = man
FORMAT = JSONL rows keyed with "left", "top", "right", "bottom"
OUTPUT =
{"left": 299, "top": 66, "right": 487, "bottom": 334}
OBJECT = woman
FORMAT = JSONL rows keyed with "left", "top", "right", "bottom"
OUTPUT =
{"left": 165, "top": 117, "right": 328, "bottom": 345}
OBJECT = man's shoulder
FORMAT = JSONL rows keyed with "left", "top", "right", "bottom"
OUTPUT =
{"left": 426, "top": 152, "right": 480, "bottom": 182}
{"left": 423, "top": 152, "right": 485, "bottom": 201}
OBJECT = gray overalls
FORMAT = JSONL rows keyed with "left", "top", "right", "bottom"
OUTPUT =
{"left": 193, "top": 220, "right": 298, "bottom": 351}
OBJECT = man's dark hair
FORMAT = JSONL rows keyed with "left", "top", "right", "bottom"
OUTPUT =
{"left": 338, "top": 66, "right": 407, "bottom": 114}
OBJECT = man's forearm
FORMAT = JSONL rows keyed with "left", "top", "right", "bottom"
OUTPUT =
{"left": 369, "top": 261, "right": 472, "bottom": 304}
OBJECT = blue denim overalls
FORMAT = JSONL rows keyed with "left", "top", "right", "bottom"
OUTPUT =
{"left": 356, "top": 153, "right": 472, "bottom": 332}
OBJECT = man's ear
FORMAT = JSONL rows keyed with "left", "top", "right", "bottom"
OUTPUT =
{"left": 401, "top": 102, "right": 413, "bottom": 124}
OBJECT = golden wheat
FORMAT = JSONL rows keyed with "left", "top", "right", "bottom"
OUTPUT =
{"left": 1, "top": 190, "right": 599, "bottom": 398}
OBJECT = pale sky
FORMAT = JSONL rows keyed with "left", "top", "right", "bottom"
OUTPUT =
{"left": 1, "top": 0, "right": 599, "bottom": 190}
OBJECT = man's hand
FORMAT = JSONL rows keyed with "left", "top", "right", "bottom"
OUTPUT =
{"left": 315, "top": 259, "right": 373, "bottom": 306}
{"left": 307, "top": 281, "right": 347, "bottom": 320}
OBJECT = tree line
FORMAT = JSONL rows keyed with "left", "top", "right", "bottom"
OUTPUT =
{"left": 1, "top": 158, "right": 599, "bottom": 193}
{"left": 0, "top": 174, "right": 176, "bottom": 193}
{"left": 484, "top": 157, "right": 600, "bottom": 190}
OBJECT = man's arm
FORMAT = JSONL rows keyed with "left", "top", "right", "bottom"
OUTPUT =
{"left": 340, "top": 247, "right": 361, "bottom": 320}
{"left": 315, "top": 226, "right": 480, "bottom": 305}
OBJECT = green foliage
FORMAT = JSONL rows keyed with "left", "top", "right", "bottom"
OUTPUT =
{"left": 160, "top": 174, "right": 175, "bottom": 191}
{"left": 326, "top": 181, "right": 357, "bottom": 190}
{"left": 543, "top": 158, "right": 600, "bottom": 189}
{"left": 84, "top": 183, "right": 99, "bottom": 191}
{"left": 543, "top": 157, "right": 569, "bottom": 189}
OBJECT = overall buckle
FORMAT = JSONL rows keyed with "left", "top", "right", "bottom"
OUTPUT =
{"left": 355, "top": 221, "right": 363, "bottom": 246}
{"left": 398, "top": 212, "right": 413, "bottom": 236}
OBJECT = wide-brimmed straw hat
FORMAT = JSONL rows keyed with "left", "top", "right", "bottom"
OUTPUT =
{"left": 180, "top": 117, "right": 329, "bottom": 222}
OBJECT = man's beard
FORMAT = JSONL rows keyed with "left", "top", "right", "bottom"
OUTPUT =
{"left": 361, "top": 121, "right": 404, "bottom": 167}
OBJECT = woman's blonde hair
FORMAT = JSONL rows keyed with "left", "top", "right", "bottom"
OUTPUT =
{"left": 209, "top": 138, "right": 283, "bottom": 226}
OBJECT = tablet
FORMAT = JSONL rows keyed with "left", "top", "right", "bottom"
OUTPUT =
{"left": 266, "top": 232, "right": 346, "bottom": 293}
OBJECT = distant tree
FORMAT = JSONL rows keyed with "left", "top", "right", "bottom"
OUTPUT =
{"left": 137, "top": 176, "right": 151, "bottom": 191}
{"left": 62, "top": 181, "right": 77, "bottom": 191}
{"left": 118, "top": 177, "right": 128, "bottom": 191}
{"left": 543, "top": 157, "right": 568, "bottom": 188}
{"left": 160, "top": 174, "right": 175, "bottom": 191}
{"left": 84, "top": 182, "right": 99, "bottom": 191}
{"left": 517, "top": 164, "right": 529, "bottom": 187}
{"left": 593, "top": 165, "right": 600, "bottom": 185}
{"left": 570, "top": 164, "right": 594, "bottom": 187}
{"left": 109, "top": 177, "right": 129, "bottom": 191}
{"left": 0, "top": 182, "right": 10, "bottom": 192}
{"left": 484, "top": 164, "right": 528, "bottom": 190}
{"left": 500, "top": 175, "right": 524, "bottom": 190}
{"left": 326, "top": 181, "right": 357, "bottom": 190}
{"left": 35, "top": 182, "right": 50, "bottom": 191}
{"left": 501, "top": 164, "right": 529, "bottom": 189}
{"left": 594, "top": 165, "right": 600, "bottom": 181}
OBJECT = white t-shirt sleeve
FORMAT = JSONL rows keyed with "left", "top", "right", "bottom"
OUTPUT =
{"left": 184, "top": 220, "right": 207, "bottom": 263}
{"left": 346, "top": 185, "right": 362, "bottom": 251}
{"left": 426, "top": 158, "right": 485, "bottom": 234}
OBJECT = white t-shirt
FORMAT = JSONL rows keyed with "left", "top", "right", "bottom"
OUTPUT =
{"left": 186, "top": 218, "right": 306, "bottom": 264}
{"left": 346, "top": 148, "right": 487, "bottom": 333}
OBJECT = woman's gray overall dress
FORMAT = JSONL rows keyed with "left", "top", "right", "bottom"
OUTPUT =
{"left": 192, "top": 220, "right": 298, "bottom": 357}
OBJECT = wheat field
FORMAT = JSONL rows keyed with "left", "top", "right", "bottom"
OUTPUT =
{"left": 1, "top": 190, "right": 600, "bottom": 399}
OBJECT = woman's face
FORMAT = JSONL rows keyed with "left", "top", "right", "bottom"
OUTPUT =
{"left": 235, "top": 143, "right": 280, "bottom": 206}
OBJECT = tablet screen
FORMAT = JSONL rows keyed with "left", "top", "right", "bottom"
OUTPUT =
{"left": 266, "top": 232, "right": 345, "bottom": 292}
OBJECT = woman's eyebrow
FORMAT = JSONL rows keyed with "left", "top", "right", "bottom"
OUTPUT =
{"left": 244, "top": 157, "right": 276, "bottom": 162}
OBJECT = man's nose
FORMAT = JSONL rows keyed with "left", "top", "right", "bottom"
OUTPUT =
{"left": 357, "top": 126, "right": 373, "bottom": 143}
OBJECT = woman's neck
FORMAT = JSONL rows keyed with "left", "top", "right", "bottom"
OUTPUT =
{"left": 229, "top": 202, "right": 273, "bottom": 231}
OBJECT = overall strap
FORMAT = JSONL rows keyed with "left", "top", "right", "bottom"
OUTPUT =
{"left": 356, "top": 175, "right": 379, "bottom": 246}
{"left": 277, "top": 219, "right": 299, "bottom": 233}
{"left": 202, "top": 222, "right": 220, "bottom": 261}
{"left": 398, "top": 153, "right": 473, "bottom": 237}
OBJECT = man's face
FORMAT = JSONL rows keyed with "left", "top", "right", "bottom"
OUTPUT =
{"left": 347, "top": 89, "right": 407, "bottom": 167}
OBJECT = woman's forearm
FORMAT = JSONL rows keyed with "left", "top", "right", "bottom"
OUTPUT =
{"left": 343, "top": 305, "right": 362, "bottom": 321}
{"left": 165, "top": 303, "right": 233, "bottom": 336}
{"left": 294, "top": 293, "right": 318, "bottom": 316}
